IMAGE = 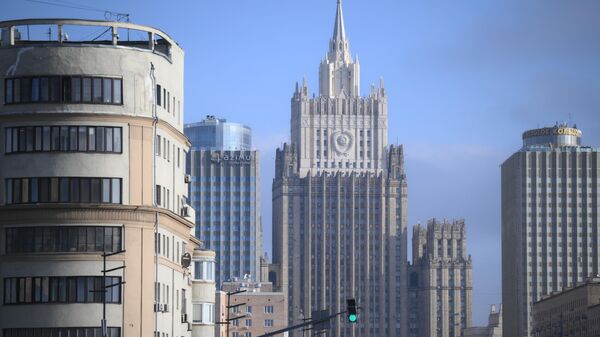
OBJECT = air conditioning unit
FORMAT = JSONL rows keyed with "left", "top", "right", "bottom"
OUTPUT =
{"left": 181, "top": 206, "right": 190, "bottom": 217}
{"left": 162, "top": 304, "right": 169, "bottom": 312}
{"left": 184, "top": 174, "right": 191, "bottom": 183}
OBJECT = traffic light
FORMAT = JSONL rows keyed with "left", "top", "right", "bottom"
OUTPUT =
{"left": 347, "top": 299, "right": 357, "bottom": 323}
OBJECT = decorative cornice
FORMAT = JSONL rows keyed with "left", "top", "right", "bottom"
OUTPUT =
{"left": 0, "top": 204, "right": 194, "bottom": 229}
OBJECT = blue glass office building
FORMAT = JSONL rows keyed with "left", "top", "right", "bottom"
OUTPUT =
{"left": 185, "top": 115, "right": 252, "bottom": 151}
{"left": 185, "top": 116, "right": 261, "bottom": 286}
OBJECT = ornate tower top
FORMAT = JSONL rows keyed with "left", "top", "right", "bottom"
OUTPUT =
{"left": 328, "top": 0, "right": 351, "bottom": 64}
{"left": 319, "top": 0, "right": 360, "bottom": 97}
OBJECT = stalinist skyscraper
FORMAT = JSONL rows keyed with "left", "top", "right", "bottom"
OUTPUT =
{"left": 272, "top": 1, "right": 408, "bottom": 336}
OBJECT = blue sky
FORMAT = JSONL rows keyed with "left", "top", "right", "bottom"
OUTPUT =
{"left": 3, "top": 0, "right": 600, "bottom": 325}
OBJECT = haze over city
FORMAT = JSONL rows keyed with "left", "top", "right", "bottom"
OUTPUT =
{"left": 2, "top": 0, "right": 600, "bottom": 331}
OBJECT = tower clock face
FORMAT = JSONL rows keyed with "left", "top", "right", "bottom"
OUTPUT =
{"left": 332, "top": 130, "right": 354, "bottom": 156}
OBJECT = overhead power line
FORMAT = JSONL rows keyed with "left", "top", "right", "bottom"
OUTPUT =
{"left": 24, "top": 0, "right": 129, "bottom": 22}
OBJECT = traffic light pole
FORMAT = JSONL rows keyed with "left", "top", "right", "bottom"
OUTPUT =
{"left": 257, "top": 310, "right": 347, "bottom": 337}
{"left": 216, "top": 289, "right": 247, "bottom": 337}
{"left": 93, "top": 250, "right": 126, "bottom": 337}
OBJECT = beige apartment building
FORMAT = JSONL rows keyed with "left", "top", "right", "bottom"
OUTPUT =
{"left": 532, "top": 278, "right": 600, "bottom": 337}
{"left": 0, "top": 19, "right": 214, "bottom": 337}
{"left": 216, "top": 281, "right": 286, "bottom": 337}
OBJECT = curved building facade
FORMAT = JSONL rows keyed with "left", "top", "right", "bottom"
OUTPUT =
{"left": 185, "top": 116, "right": 252, "bottom": 151}
{"left": 0, "top": 19, "right": 214, "bottom": 337}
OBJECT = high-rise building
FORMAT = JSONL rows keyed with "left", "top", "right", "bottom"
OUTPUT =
{"left": 185, "top": 116, "right": 252, "bottom": 152}
{"left": 185, "top": 117, "right": 262, "bottom": 286}
{"left": 272, "top": 2, "right": 408, "bottom": 336}
{"left": 501, "top": 123, "right": 600, "bottom": 337}
{"left": 408, "top": 219, "right": 473, "bottom": 337}
{"left": 0, "top": 19, "right": 215, "bottom": 337}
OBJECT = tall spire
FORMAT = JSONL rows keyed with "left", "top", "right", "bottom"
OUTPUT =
{"left": 332, "top": 0, "right": 346, "bottom": 44}
{"left": 320, "top": 0, "right": 359, "bottom": 97}
{"left": 327, "top": 0, "right": 351, "bottom": 64}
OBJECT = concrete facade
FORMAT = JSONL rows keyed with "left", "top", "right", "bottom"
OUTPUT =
{"left": 272, "top": 2, "right": 408, "bottom": 336}
{"left": 185, "top": 118, "right": 262, "bottom": 285}
{"left": 501, "top": 124, "right": 600, "bottom": 337}
{"left": 408, "top": 219, "right": 473, "bottom": 337}
{"left": 0, "top": 19, "right": 214, "bottom": 337}
{"left": 532, "top": 279, "right": 600, "bottom": 337}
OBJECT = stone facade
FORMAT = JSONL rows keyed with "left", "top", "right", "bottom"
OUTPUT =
{"left": 501, "top": 124, "right": 600, "bottom": 337}
{"left": 408, "top": 219, "right": 473, "bottom": 337}
{"left": 532, "top": 279, "right": 600, "bottom": 337}
{"left": 272, "top": 2, "right": 408, "bottom": 336}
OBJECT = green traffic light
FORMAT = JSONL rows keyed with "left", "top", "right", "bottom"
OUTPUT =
{"left": 348, "top": 314, "right": 357, "bottom": 322}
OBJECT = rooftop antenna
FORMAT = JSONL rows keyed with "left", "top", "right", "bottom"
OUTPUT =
{"left": 568, "top": 112, "right": 572, "bottom": 127}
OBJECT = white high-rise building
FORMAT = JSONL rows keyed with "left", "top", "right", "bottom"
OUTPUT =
{"left": 273, "top": 1, "right": 408, "bottom": 336}
{"left": 501, "top": 124, "right": 600, "bottom": 337}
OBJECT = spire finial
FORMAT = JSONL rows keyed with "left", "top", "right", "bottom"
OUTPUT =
{"left": 332, "top": 0, "right": 346, "bottom": 43}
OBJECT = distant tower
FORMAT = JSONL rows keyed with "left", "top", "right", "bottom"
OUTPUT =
{"left": 501, "top": 124, "right": 600, "bottom": 337}
{"left": 273, "top": 1, "right": 408, "bottom": 336}
{"left": 185, "top": 116, "right": 262, "bottom": 286}
{"left": 408, "top": 219, "right": 473, "bottom": 337}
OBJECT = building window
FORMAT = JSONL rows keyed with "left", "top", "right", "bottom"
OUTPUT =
{"left": 265, "top": 319, "right": 274, "bottom": 327}
{"left": 3, "top": 276, "right": 121, "bottom": 304}
{"left": 193, "top": 261, "right": 215, "bottom": 281}
{"left": 5, "top": 126, "right": 122, "bottom": 154}
{"left": 4, "top": 328, "right": 120, "bottom": 337}
{"left": 5, "top": 177, "right": 121, "bottom": 205}
{"left": 4, "top": 76, "right": 122, "bottom": 105}
{"left": 192, "top": 303, "right": 214, "bottom": 323}
{"left": 264, "top": 305, "right": 274, "bottom": 313}
{"left": 245, "top": 319, "right": 252, "bottom": 327}
{"left": 5, "top": 226, "right": 122, "bottom": 254}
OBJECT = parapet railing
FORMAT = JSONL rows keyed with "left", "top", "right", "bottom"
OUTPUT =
{"left": 0, "top": 18, "right": 176, "bottom": 59}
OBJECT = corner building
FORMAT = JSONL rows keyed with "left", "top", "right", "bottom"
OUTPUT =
{"left": 501, "top": 124, "right": 600, "bottom": 337}
{"left": 0, "top": 19, "right": 215, "bottom": 337}
{"left": 272, "top": 2, "right": 408, "bottom": 336}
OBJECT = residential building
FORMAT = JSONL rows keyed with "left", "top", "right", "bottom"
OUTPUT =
{"left": 192, "top": 250, "right": 217, "bottom": 337}
{"left": 185, "top": 117, "right": 261, "bottom": 286}
{"left": 216, "top": 281, "right": 286, "bottom": 337}
{"left": 0, "top": 19, "right": 214, "bottom": 337}
{"left": 272, "top": 1, "right": 408, "bottom": 336}
{"left": 501, "top": 123, "right": 600, "bottom": 337}
{"left": 532, "top": 278, "right": 600, "bottom": 337}
{"left": 463, "top": 305, "right": 502, "bottom": 337}
{"left": 408, "top": 219, "right": 473, "bottom": 337}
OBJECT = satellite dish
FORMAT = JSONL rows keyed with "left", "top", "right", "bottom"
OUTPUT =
{"left": 181, "top": 253, "right": 192, "bottom": 268}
